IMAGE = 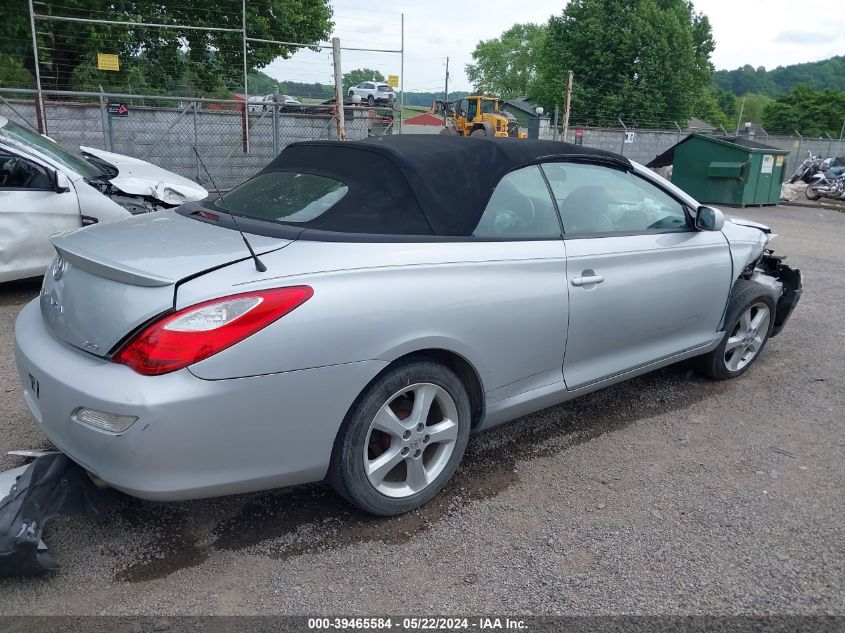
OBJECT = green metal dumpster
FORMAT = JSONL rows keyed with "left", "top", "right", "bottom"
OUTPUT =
{"left": 667, "top": 135, "right": 790, "bottom": 207}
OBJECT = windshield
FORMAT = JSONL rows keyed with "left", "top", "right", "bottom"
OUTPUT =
{"left": 220, "top": 171, "right": 348, "bottom": 223}
{"left": 480, "top": 99, "right": 498, "bottom": 114}
{"left": 377, "top": 85, "right": 392, "bottom": 92}
{"left": 0, "top": 117, "right": 102, "bottom": 179}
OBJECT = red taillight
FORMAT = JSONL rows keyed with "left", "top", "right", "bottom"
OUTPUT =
{"left": 113, "top": 286, "right": 313, "bottom": 376}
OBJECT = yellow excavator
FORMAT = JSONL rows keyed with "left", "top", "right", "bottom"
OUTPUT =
{"left": 434, "top": 95, "right": 526, "bottom": 138}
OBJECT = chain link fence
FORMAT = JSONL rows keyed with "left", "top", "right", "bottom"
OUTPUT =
{"left": 538, "top": 124, "right": 845, "bottom": 177}
{"left": 0, "top": 89, "right": 391, "bottom": 190}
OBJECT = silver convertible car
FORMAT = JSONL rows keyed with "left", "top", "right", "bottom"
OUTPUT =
{"left": 14, "top": 136, "right": 801, "bottom": 515}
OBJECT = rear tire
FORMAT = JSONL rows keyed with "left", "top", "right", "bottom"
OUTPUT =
{"left": 367, "top": 95, "right": 375, "bottom": 107}
{"left": 470, "top": 128, "right": 487, "bottom": 137}
{"left": 329, "top": 359, "right": 471, "bottom": 516}
{"left": 439, "top": 126, "right": 456, "bottom": 136}
{"left": 693, "top": 281, "right": 776, "bottom": 380}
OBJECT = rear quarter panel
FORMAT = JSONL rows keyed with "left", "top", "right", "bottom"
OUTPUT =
{"left": 180, "top": 240, "right": 569, "bottom": 402}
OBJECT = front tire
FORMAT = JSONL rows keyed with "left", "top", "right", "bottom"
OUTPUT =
{"left": 694, "top": 281, "right": 776, "bottom": 380}
{"left": 367, "top": 95, "right": 375, "bottom": 107}
{"left": 806, "top": 184, "right": 822, "bottom": 200}
{"left": 470, "top": 127, "right": 487, "bottom": 137}
{"left": 329, "top": 359, "right": 471, "bottom": 516}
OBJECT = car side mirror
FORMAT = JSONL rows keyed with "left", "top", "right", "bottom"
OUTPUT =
{"left": 54, "top": 171, "right": 71, "bottom": 194}
{"left": 695, "top": 206, "right": 724, "bottom": 231}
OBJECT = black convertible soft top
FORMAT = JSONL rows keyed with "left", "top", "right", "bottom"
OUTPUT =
{"left": 242, "top": 135, "right": 629, "bottom": 238}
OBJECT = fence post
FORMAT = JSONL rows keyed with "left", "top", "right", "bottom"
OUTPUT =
{"left": 673, "top": 121, "right": 681, "bottom": 144}
{"left": 759, "top": 126, "right": 768, "bottom": 142}
{"left": 193, "top": 101, "right": 200, "bottom": 182}
{"left": 241, "top": 0, "right": 249, "bottom": 153}
{"left": 618, "top": 118, "right": 627, "bottom": 156}
{"left": 272, "top": 86, "right": 279, "bottom": 156}
{"left": 825, "top": 133, "right": 833, "bottom": 159}
{"left": 562, "top": 69, "right": 573, "bottom": 142}
{"left": 552, "top": 105, "right": 559, "bottom": 141}
{"left": 27, "top": 0, "right": 46, "bottom": 134}
{"left": 98, "top": 92, "right": 112, "bottom": 151}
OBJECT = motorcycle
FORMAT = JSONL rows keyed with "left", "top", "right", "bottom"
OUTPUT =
{"left": 789, "top": 152, "right": 823, "bottom": 184}
{"left": 805, "top": 160, "right": 845, "bottom": 200}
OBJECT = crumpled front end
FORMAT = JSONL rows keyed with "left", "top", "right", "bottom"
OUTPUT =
{"left": 756, "top": 251, "right": 803, "bottom": 337}
{"left": 723, "top": 216, "right": 802, "bottom": 337}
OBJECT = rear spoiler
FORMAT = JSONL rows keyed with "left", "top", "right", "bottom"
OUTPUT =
{"left": 51, "top": 234, "right": 172, "bottom": 287}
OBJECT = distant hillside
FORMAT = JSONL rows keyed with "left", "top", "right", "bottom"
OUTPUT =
{"left": 714, "top": 55, "right": 845, "bottom": 97}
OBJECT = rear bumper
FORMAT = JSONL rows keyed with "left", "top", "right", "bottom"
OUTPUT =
{"left": 14, "top": 299, "right": 386, "bottom": 501}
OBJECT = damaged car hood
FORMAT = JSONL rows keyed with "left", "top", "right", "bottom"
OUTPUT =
{"left": 80, "top": 146, "right": 208, "bottom": 205}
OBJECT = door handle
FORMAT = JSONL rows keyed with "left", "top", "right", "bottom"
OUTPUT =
{"left": 571, "top": 274, "right": 604, "bottom": 286}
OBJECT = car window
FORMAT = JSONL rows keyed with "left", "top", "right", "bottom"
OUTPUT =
{"left": 377, "top": 85, "right": 392, "bottom": 92}
{"left": 0, "top": 153, "right": 53, "bottom": 189}
{"left": 473, "top": 166, "right": 561, "bottom": 238}
{"left": 0, "top": 117, "right": 101, "bottom": 179}
{"left": 542, "top": 162, "right": 689, "bottom": 235}
{"left": 220, "top": 171, "right": 349, "bottom": 223}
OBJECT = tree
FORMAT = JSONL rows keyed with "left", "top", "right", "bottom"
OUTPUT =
{"left": 714, "top": 56, "right": 845, "bottom": 97}
{"left": 0, "top": 1, "right": 333, "bottom": 95}
{"left": 693, "top": 86, "right": 733, "bottom": 129}
{"left": 529, "top": 0, "right": 715, "bottom": 128}
{"left": 737, "top": 93, "right": 771, "bottom": 124}
{"left": 465, "top": 23, "right": 546, "bottom": 99}
{"left": 762, "top": 86, "right": 845, "bottom": 136}
{"left": 343, "top": 69, "right": 385, "bottom": 94}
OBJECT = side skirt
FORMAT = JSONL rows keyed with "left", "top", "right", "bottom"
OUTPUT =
{"left": 477, "top": 335, "right": 723, "bottom": 431}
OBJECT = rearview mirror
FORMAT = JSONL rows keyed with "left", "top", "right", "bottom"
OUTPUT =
{"left": 695, "top": 206, "right": 724, "bottom": 231}
{"left": 54, "top": 171, "right": 71, "bottom": 194}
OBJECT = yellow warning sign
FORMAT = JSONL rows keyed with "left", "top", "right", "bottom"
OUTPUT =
{"left": 97, "top": 53, "right": 120, "bottom": 71}
{"left": 387, "top": 74, "right": 399, "bottom": 88}
{"left": 775, "top": 155, "right": 784, "bottom": 167}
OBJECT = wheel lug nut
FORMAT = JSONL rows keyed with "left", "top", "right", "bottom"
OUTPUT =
{"left": 402, "top": 430, "right": 411, "bottom": 439}
{"left": 413, "top": 449, "right": 422, "bottom": 458}
{"left": 401, "top": 447, "right": 409, "bottom": 456}
{"left": 423, "top": 434, "right": 430, "bottom": 443}
{"left": 416, "top": 423, "right": 424, "bottom": 431}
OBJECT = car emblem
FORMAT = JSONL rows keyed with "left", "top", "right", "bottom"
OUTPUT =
{"left": 52, "top": 257, "right": 68, "bottom": 281}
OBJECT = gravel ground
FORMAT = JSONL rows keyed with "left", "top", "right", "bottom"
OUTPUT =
{"left": 0, "top": 205, "right": 842, "bottom": 616}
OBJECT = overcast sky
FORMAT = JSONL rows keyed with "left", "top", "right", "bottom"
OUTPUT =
{"left": 261, "top": 0, "right": 845, "bottom": 94}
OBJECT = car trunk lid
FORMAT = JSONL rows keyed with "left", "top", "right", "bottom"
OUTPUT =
{"left": 40, "top": 210, "right": 289, "bottom": 357}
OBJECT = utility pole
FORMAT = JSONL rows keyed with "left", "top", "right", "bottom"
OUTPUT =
{"left": 332, "top": 37, "right": 346, "bottom": 141}
{"left": 734, "top": 96, "right": 745, "bottom": 135}
{"left": 561, "top": 70, "right": 573, "bottom": 142}
{"left": 443, "top": 57, "right": 449, "bottom": 127}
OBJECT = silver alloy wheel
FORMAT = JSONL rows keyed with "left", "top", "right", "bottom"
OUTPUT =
{"left": 363, "top": 383, "right": 459, "bottom": 498}
{"left": 724, "top": 301, "right": 771, "bottom": 372}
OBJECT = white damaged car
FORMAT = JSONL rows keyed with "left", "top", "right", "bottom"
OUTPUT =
{"left": 0, "top": 116, "right": 207, "bottom": 283}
